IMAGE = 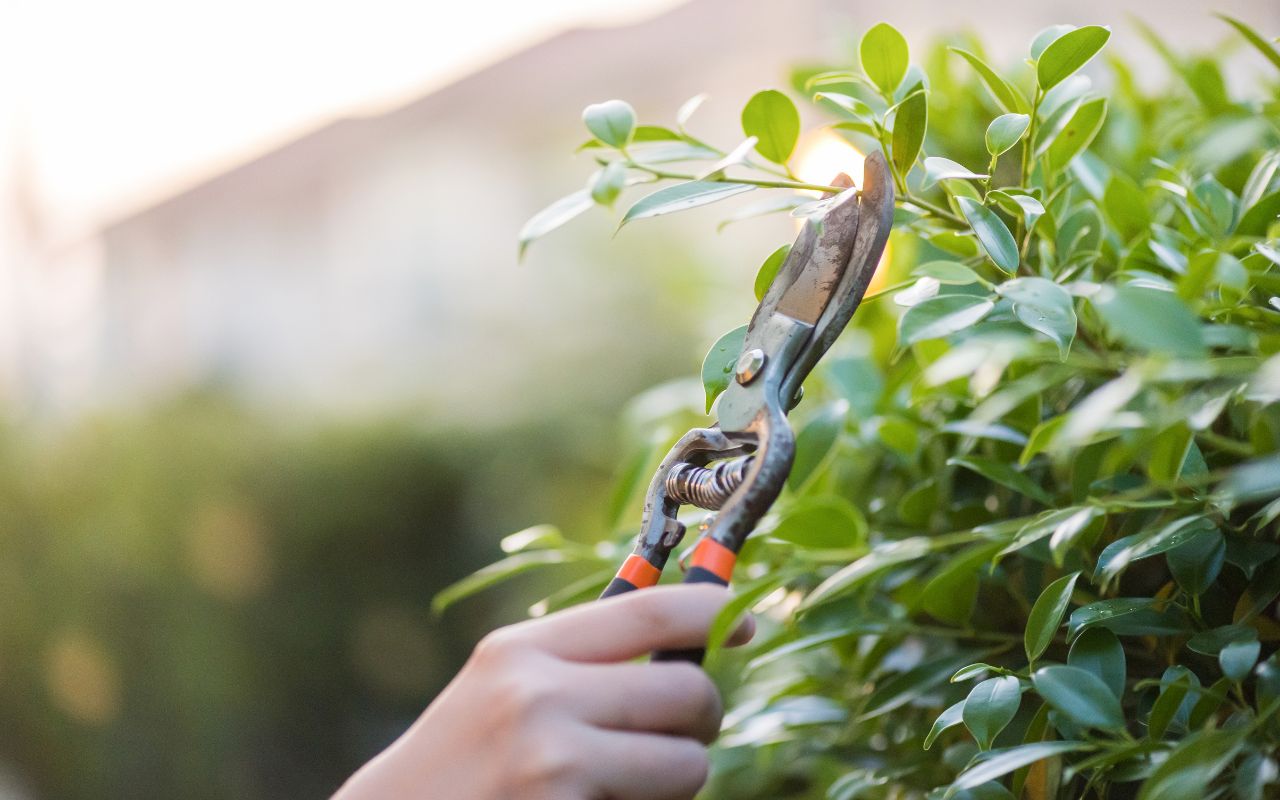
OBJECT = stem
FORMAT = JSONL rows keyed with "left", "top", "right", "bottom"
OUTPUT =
{"left": 1196, "top": 430, "right": 1255, "bottom": 457}
{"left": 1020, "top": 87, "right": 1044, "bottom": 188}
{"left": 630, "top": 163, "right": 844, "bottom": 194}
{"left": 916, "top": 624, "right": 1023, "bottom": 644}
{"left": 905, "top": 194, "right": 966, "bottom": 227}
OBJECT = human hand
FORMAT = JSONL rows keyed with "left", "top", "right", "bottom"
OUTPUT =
{"left": 332, "top": 584, "right": 753, "bottom": 800}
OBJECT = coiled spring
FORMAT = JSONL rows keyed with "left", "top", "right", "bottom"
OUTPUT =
{"left": 665, "top": 457, "right": 752, "bottom": 510}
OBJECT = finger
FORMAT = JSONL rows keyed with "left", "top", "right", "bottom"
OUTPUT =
{"left": 510, "top": 584, "right": 732, "bottom": 662}
{"left": 579, "top": 728, "right": 709, "bottom": 800}
{"left": 566, "top": 661, "right": 723, "bottom": 743}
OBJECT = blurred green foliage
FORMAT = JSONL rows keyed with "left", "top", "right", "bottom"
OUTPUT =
{"left": 489, "top": 13, "right": 1280, "bottom": 800}
{"left": 0, "top": 395, "right": 614, "bottom": 798}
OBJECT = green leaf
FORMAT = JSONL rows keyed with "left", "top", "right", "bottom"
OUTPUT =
{"left": 582, "top": 99, "right": 636, "bottom": 148}
{"left": 1025, "top": 571, "right": 1080, "bottom": 663}
{"left": 1147, "top": 424, "right": 1193, "bottom": 485}
{"left": 1068, "top": 598, "right": 1191, "bottom": 639}
{"left": 1218, "top": 455, "right": 1280, "bottom": 505}
{"left": 859, "top": 653, "right": 975, "bottom": 722}
{"left": 1045, "top": 98, "right": 1107, "bottom": 173}
{"left": 949, "top": 48, "right": 1028, "bottom": 114}
{"left": 1166, "top": 528, "right": 1225, "bottom": 597}
{"left": 1037, "top": 26, "right": 1111, "bottom": 91}
{"left": 789, "top": 401, "right": 847, "bottom": 490}
{"left": 1188, "top": 625, "right": 1256, "bottom": 655}
{"left": 707, "top": 573, "right": 787, "bottom": 652}
{"left": 1020, "top": 416, "right": 1066, "bottom": 466}
{"left": 1049, "top": 506, "right": 1101, "bottom": 567}
{"left": 741, "top": 90, "right": 801, "bottom": 164}
{"left": 589, "top": 162, "right": 627, "bottom": 207}
{"left": 1147, "top": 675, "right": 1190, "bottom": 740}
{"left": 1103, "top": 174, "right": 1151, "bottom": 240}
{"left": 860, "top": 23, "right": 909, "bottom": 97}
{"left": 769, "top": 496, "right": 866, "bottom": 549}
{"left": 925, "top": 700, "right": 966, "bottom": 750}
{"left": 1220, "top": 638, "right": 1261, "bottom": 682}
{"left": 754, "top": 244, "right": 790, "bottom": 301}
{"left": 432, "top": 550, "right": 575, "bottom": 614}
{"left": 892, "top": 89, "right": 928, "bottom": 178}
{"left": 828, "top": 771, "right": 894, "bottom": 800}
{"left": 1031, "top": 665, "right": 1124, "bottom": 731}
{"left": 1242, "top": 151, "right": 1280, "bottom": 211}
{"left": 1031, "top": 25, "right": 1076, "bottom": 60}
{"left": 813, "top": 91, "right": 875, "bottom": 120}
{"left": 701, "top": 324, "right": 748, "bottom": 413}
{"left": 1225, "top": 539, "right": 1280, "bottom": 580}
{"left": 518, "top": 190, "right": 595, "bottom": 260}
{"left": 963, "top": 676, "right": 1022, "bottom": 750}
{"left": 987, "top": 190, "right": 1044, "bottom": 232}
{"left": 952, "top": 741, "right": 1092, "bottom": 791}
{"left": 948, "top": 456, "right": 1052, "bottom": 505}
{"left": 1068, "top": 628, "right": 1126, "bottom": 699}
{"left": 997, "top": 278, "right": 1076, "bottom": 359}
{"left": 675, "top": 93, "right": 707, "bottom": 130}
{"left": 953, "top": 663, "right": 1007, "bottom": 683}
{"left": 957, "top": 197, "right": 1020, "bottom": 273}
{"left": 986, "top": 114, "right": 1031, "bottom": 157}
{"left": 802, "top": 538, "right": 936, "bottom": 609}
{"left": 923, "top": 157, "right": 989, "bottom": 184}
{"left": 577, "top": 124, "right": 679, "bottom": 151}
{"left": 914, "top": 260, "right": 985, "bottom": 285}
{"left": 1136, "top": 729, "right": 1244, "bottom": 800}
{"left": 625, "top": 140, "right": 720, "bottom": 164}
{"left": 1091, "top": 285, "right": 1206, "bottom": 358}
{"left": 1237, "top": 190, "right": 1280, "bottom": 238}
{"left": 1216, "top": 14, "right": 1280, "bottom": 70}
{"left": 620, "top": 181, "right": 755, "bottom": 228}
{"left": 921, "top": 542, "right": 1002, "bottom": 625}
{"left": 899, "top": 295, "right": 995, "bottom": 345}
{"left": 940, "top": 421, "right": 1027, "bottom": 446}
{"left": 499, "top": 524, "right": 565, "bottom": 553}
{"left": 1236, "top": 558, "right": 1280, "bottom": 622}
{"left": 1097, "top": 516, "right": 1217, "bottom": 582}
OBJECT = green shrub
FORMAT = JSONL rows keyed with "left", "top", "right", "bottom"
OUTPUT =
{"left": 460, "top": 16, "right": 1280, "bottom": 799}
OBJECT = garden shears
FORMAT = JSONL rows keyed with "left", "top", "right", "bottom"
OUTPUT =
{"left": 599, "top": 151, "right": 895, "bottom": 663}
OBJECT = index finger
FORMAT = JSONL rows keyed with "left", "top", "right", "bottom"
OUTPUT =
{"left": 511, "top": 585, "right": 738, "bottom": 662}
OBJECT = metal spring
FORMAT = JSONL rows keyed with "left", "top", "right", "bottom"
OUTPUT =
{"left": 665, "top": 457, "right": 752, "bottom": 510}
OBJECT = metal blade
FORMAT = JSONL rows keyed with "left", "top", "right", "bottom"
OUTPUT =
{"left": 779, "top": 150, "right": 895, "bottom": 400}
{"left": 772, "top": 184, "right": 864, "bottom": 324}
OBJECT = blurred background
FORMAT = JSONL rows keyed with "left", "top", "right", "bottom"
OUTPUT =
{"left": 0, "top": 0, "right": 1276, "bottom": 797}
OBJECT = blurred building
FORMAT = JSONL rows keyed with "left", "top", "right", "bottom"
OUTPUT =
{"left": 2, "top": 0, "right": 1275, "bottom": 425}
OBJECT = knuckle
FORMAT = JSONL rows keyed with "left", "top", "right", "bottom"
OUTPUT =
{"left": 513, "top": 736, "right": 579, "bottom": 790}
{"left": 507, "top": 671, "right": 562, "bottom": 716}
{"left": 472, "top": 628, "right": 525, "bottom": 668}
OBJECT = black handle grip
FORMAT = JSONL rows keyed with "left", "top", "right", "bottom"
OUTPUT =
{"left": 651, "top": 566, "right": 730, "bottom": 664}
{"left": 599, "top": 576, "right": 639, "bottom": 599}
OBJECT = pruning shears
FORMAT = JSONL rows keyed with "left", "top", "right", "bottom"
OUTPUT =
{"left": 598, "top": 151, "right": 896, "bottom": 663}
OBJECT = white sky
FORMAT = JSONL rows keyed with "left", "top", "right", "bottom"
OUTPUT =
{"left": 1, "top": 0, "right": 683, "bottom": 239}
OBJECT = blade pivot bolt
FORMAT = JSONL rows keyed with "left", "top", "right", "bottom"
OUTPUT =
{"left": 735, "top": 349, "right": 766, "bottom": 384}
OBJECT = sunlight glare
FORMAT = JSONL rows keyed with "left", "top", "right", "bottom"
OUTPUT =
{"left": 791, "top": 130, "right": 891, "bottom": 293}
{"left": 793, "top": 129, "right": 865, "bottom": 191}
